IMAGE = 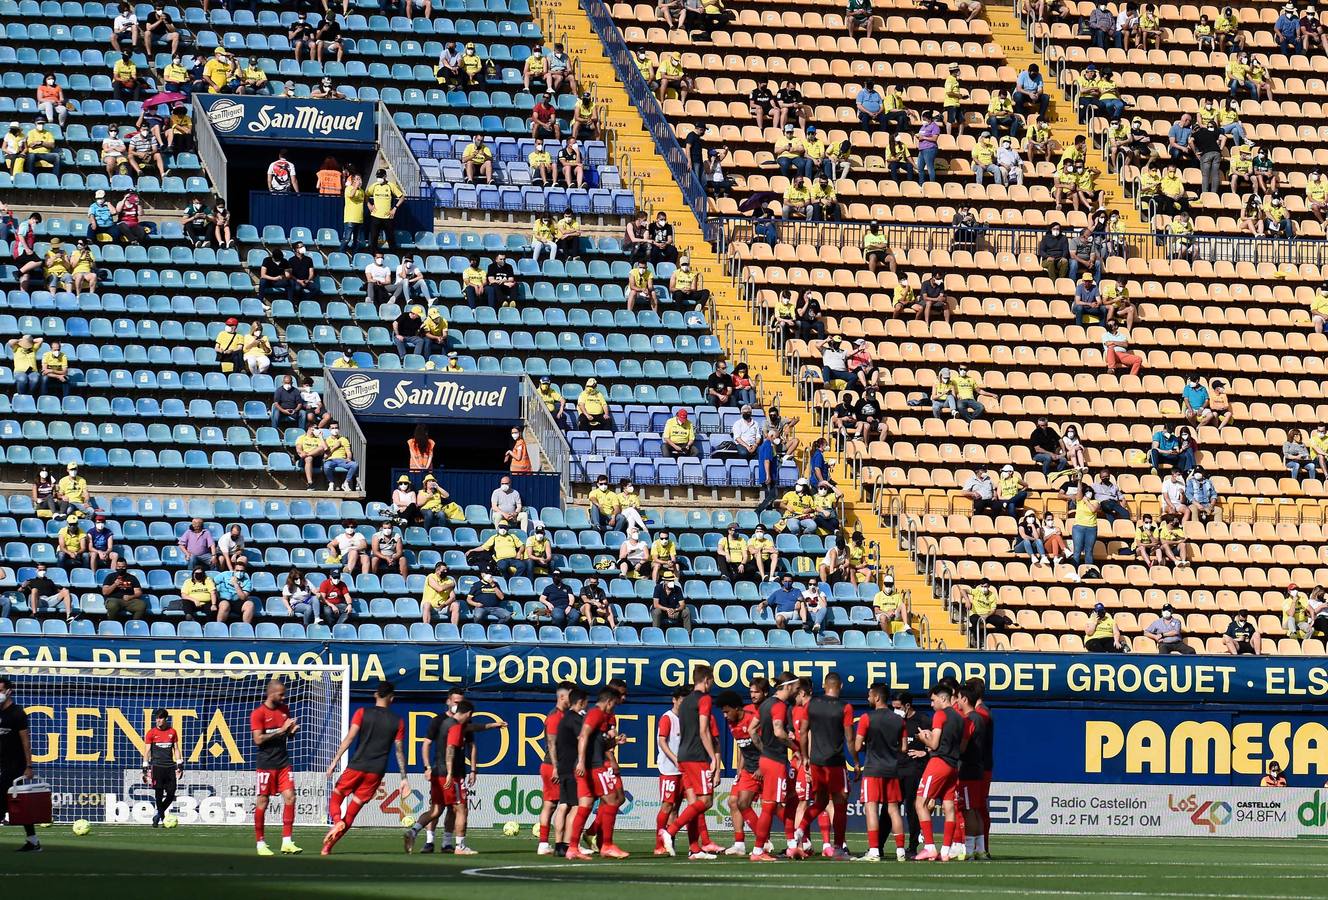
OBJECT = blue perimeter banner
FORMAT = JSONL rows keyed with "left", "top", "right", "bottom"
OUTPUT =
{"left": 328, "top": 369, "right": 522, "bottom": 423}
{"left": 4, "top": 637, "right": 1326, "bottom": 704}
{"left": 198, "top": 95, "right": 375, "bottom": 144}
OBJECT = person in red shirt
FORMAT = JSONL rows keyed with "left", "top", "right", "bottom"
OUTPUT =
{"left": 658, "top": 666, "right": 721, "bottom": 860}
{"left": 583, "top": 678, "right": 636, "bottom": 853}
{"left": 567, "top": 687, "right": 626, "bottom": 860}
{"left": 719, "top": 691, "right": 762, "bottom": 855}
{"left": 536, "top": 682, "right": 572, "bottom": 855}
{"left": 531, "top": 92, "right": 560, "bottom": 140}
{"left": 751, "top": 672, "right": 799, "bottom": 861}
{"left": 789, "top": 677, "right": 829, "bottom": 854}
{"left": 913, "top": 681, "right": 972, "bottom": 862}
{"left": 797, "top": 673, "right": 857, "bottom": 859}
{"left": 317, "top": 570, "right": 353, "bottom": 625}
{"left": 249, "top": 679, "right": 301, "bottom": 855}
{"left": 140, "top": 707, "right": 181, "bottom": 828}
{"left": 967, "top": 675, "right": 995, "bottom": 859}
{"left": 322, "top": 681, "right": 408, "bottom": 855}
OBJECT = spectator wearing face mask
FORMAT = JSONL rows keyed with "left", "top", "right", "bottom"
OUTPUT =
{"left": 652, "top": 574, "right": 692, "bottom": 632}
{"left": 489, "top": 476, "right": 528, "bottom": 531}
{"left": 1223, "top": 610, "right": 1261, "bottom": 656}
{"left": 758, "top": 575, "right": 803, "bottom": 630}
{"left": 618, "top": 527, "right": 650, "bottom": 578}
{"left": 1185, "top": 469, "right": 1218, "bottom": 523}
{"left": 322, "top": 422, "right": 358, "bottom": 492}
{"left": 1037, "top": 223, "right": 1070, "bottom": 279}
{"left": 467, "top": 522, "right": 525, "bottom": 579}
{"left": 506, "top": 427, "right": 532, "bottom": 474}
{"left": 1084, "top": 603, "right": 1124, "bottom": 652}
{"left": 1090, "top": 470, "right": 1130, "bottom": 523}
{"left": 963, "top": 580, "right": 1012, "bottom": 636}
{"left": 587, "top": 476, "right": 620, "bottom": 532}
{"left": 326, "top": 522, "right": 370, "bottom": 575}
{"left": 1260, "top": 761, "right": 1287, "bottom": 787}
{"left": 1149, "top": 424, "right": 1185, "bottom": 475}
{"left": 1143, "top": 604, "right": 1196, "bottom": 654}
{"left": 1014, "top": 512, "right": 1049, "bottom": 566}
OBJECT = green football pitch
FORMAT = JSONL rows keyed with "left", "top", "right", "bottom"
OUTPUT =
{"left": 5, "top": 827, "right": 1327, "bottom": 899}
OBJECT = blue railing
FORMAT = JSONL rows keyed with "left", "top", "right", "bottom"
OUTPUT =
{"left": 579, "top": 0, "right": 708, "bottom": 224}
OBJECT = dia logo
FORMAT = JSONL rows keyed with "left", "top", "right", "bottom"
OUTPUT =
{"left": 493, "top": 778, "right": 545, "bottom": 817}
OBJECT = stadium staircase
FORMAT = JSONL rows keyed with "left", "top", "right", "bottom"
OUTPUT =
{"left": 534, "top": 0, "right": 959, "bottom": 647}
{"left": 982, "top": 0, "right": 1144, "bottom": 230}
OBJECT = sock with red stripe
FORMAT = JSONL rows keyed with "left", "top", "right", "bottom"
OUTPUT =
{"left": 539, "top": 821, "right": 550, "bottom": 843}
{"left": 895, "top": 832, "right": 906, "bottom": 848}
{"left": 569, "top": 805, "right": 592, "bottom": 848}
{"left": 254, "top": 807, "right": 265, "bottom": 842}
{"left": 817, "top": 812, "right": 831, "bottom": 845}
{"left": 600, "top": 803, "right": 619, "bottom": 847}
{"left": 867, "top": 827, "right": 879, "bottom": 850}
{"left": 282, "top": 802, "right": 295, "bottom": 839}
{"left": 942, "top": 818, "right": 955, "bottom": 850}
{"left": 920, "top": 815, "right": 935, "bottom": 846}
{"left": 832, "top": 799, "right": 847, "bottom": 847}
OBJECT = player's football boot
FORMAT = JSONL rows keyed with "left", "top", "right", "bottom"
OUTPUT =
{"left": 687, "top": 850, "right": 717, "bottom": 861}
{"left": 653, "top": 847, "right": 671, "bottom": 856}
{"left": 722, "top": 843, "right": 746, "bottom": 856}
{"left": 403, "top": 829, "right": 417, "bottom": 853}
{"left": 15, "top": 843, "right": 41, "bottom": 853}
{"left": 281, "top": 842, "right": 303, "bottom": 855}
{"left": 830, "top": 846, "right": 852, "bottom": 861}
{"left": 658, "top": 828, "right": 676, "bottom": 856}
{"left": 600, "top": 844, "right": 630, "bottom": 859}
{"left": 256, "top": 845, "right": 275, "bottom": 857}
{"left": 913, "top": 847, "right": 939, "bottom": 861}
{"left": 565, "top": 847, "right": 593, "bottom": 861}
{"left": 453, "top": 846, "right": 478, "bottom": 856}
{"left": 953, "top": 845, "right": 967, "bottom": 861}
{"left": 857, "top": 849, "right": 881, "bottom": 862}
{"left": 821, "top": 846, "right": 836, "bottom": 858}
{"left": 152, "top": 814, "right": 161, "bottom": 828}
{"left": 320, "top": 821, "right": 346, "bottom": 856}
{"left": 700, "top": 842, "right": 724, "bottom": 854}
{"left": 537, "top": 845, "right": 555, "bottom": 856}
{"left": 748, "top": 850, "right": 777, "bottom": 862}
{"left": 420, "top": 842, "right": 435, "bottom": 854}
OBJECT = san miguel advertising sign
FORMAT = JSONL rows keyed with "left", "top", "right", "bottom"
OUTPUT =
{"left": 328, "top": 369, "right": 522, "bottom": 422}
{"left": 199, "top": 95, "right": 375, "bottom": 144}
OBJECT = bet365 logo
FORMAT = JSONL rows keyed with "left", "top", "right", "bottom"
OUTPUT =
{"left": 1168, "top": 794, "right": 1230, "bottom": 832}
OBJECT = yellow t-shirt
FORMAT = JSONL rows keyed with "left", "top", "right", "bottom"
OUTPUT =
{"left": 113, "top": 59, "right": 137, "bottom": 83}
{"left": 343, "top": 185, "right": 366, "bottom": 224}
{"left": 295, "top": 434, "right": 324, "bottom": 455}
{"left": 802, "top": 137, "right": 826, "bottom": 160}
{"left": 423, "top": 574, "right": 456, "bottom": 608}
{"left": 58, "top": 475, "right": 88, "bottom": 503}
{"left": 996, "top": 473, "right": 1022, "bottom": 500}
{"left": 747, "top": 536, "right": 775, "bottom": 559}
{"left": 952, "top": 373, "right": 980, "bottom": 399}
{"left": 718, "top": 536, "right": 747, "bottom": 562}
{"left": 662, "top": 418, "right": 694, "bottom": 445}
{"left": 783, "top": 183, "right": 810, "bottom": 205}
{"left": 58, "top": 526, "right": 84, "bottom": 554}
{"left": 650, "top": 539, "right": 677, "bottom": 562}
{"left": 969, "top": 587, "right": 997, "bottom": 616}
{"left": 461, "top": 52, "right": 483, "bottom": 75}
{"left": 481, "top": 532, "right": 524, "bottom": 560}
{"left": 943, "top": 75, "right": 964, "bottom": 108}
{"left": 972, "top": 140, "right": 997, "bottom": 166}
{"left": 11, "top": 343, "right": 40, "bottom": 373}
{"left": 1307, "top": 179, "right": 1328, "bottom": 203}
{"left": 1088, "top": 615, "right": 1115, "bottom": 640}
{"left": 525, "top": 535, "right": 550, "bottom": 560}
{"left": 1284, "top": 592, "right": 1310, "bottom": 623}
{"left": 366, "top": 180, "right": 402, "bottom": 219}
{"left": 536, "top": 385, "right": 563, "bottom": 412}
{"left": 780, "top": 490, "right": 813, "bottom": 516}
{"left": 163, "top": 62, "right": 189, "bottom": 84}
{"left": 588, "top": 486, "right": 618, "bottom": 514}
{"left": 529, "top": 150, "right": 552, "bottom": 170}
{"left": 1311, "top": 291, "right": 1328, "bottom": 317}
{"left": 203, "top": 57, "right": 231, "bottom": 92}
{"left": 579, "top": 389, "right": 607, "bottom": 415}
{"left": 775, "top": 137, "right": 803, "bottom": 159}
{"left": 462, "top": 266, "right": 485, "bottom": 290}
{"left": 181, "top": 577, "right": 216, "bottom": 606}
{"left": 422, "top": 314, "right": 448, "bottom": 338}
{"left": 873, "top": 590, "right": 904, "bottom": 614}
{"left": 325, "top": 435, "right": 352, "bottom": 460}
{"left": 628, "top": 267, "right": 652, "bottom": 289}
{"left": 41, "top": 350, "right": 68, "bottom": 373}
{"left": 1074, "top": 499, "right": 1098, "bottom": 528}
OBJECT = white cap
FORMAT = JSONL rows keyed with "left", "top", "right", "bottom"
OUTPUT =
{"left": 94, "top": 189, "right": 106, "bottom": 199}
{"left": 1001, "top": 464, "right": 1014, "bottom": 473}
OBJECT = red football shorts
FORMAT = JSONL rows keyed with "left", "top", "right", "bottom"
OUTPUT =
{"left": 809, "top": 764, "right": 846, "bottom": 795}
{"left": 256, "top": 767, "right": 294, "bottom": 797}
{"left": 540, "top": 763, "right": 559, "bottom": 803}
{"left": 659, "top": 774, "right": 681, "bottom": 806}
{"left": 679, "top": 760, "right": 715, "bottom": 796}
{"left": 793, "top": 764, "right": 811, "bottom": 802}
{"left": 959, "top": 779, "right": 988, "bottom": 813}
{"left": 860, "top": 776, "right": 903, "bottom": 805}
{"left": 430, "top": 775, "right": 467, "bottom": 807}
{"left": 589, "top": 765, "right": 618, "bottom": 798}
{"left": 758, "top": 758, "right": 788, "bottom": 804}
{"left": 334, "top": 768, "right": 384, "bottom": 805}
{"left": 734, "top": 769, "right": 761, "bottom": 795}
{"left": 917, "top": 758, "right": 958, "bottom": 802}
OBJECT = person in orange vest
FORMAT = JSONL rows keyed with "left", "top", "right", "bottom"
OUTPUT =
{"left": 316, "top": 157, "right": 343, "bottom": 196}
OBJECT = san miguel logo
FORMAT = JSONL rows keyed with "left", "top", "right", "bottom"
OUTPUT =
{"left": 380, "top": 378, "right": 510, "bottom": 413}
{"left": 205, "top": 98, "right": 245, "bottom": 133}
{"left": 248, "top": 104, "right": 367, "bottom": 137}
{"left": 339, "top": 373, "right": 381, "bottom": 411}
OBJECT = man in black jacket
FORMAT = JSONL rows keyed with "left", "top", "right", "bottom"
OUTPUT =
{"left": 1029, "top": 417, "right": 1066, "bottom": 475}
{"left": 892, "top": 690, "right": 930, "bottom": 857}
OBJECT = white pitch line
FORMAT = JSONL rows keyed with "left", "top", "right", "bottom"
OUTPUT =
{"left": 458, "top": 865, "right": 1328, "bottom": 899}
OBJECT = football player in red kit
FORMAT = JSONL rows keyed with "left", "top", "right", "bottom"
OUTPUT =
{"left": 322, "top": 681, "right": 409, "bottom": 855}
{"left": 797, "top": 673, "right": 856, "bottom": 859}
{"left": 750, "top": 673, "right": 800, "bottom": 861}
{"left": 967, "top": 676, "right": 994, "bottom": 859}
{"left": 854, "top": 682, "right": 909, "bottom": 861}
{"left": 953, "top": 686, "right": 989, "bottom": 861}
{"left": 718, "top": 691, "right": 762, "bottom": 856}
{"left": 659, "top": 665, "right": 721, "bottom": 860}
{"left": 789, "top": 677, "right": 830, "bottom": 855}
{"left": 250, "top": 679, "right": 301, "bottom": 856}
{"left": 722, "top": 677, "right": 768, "bottom": 855}
{"left": 537, "top": 682, "right": 574, "bottom": 855}
{"left": 568, "top": 688, "right": 628, "bottom": 860}
{"left": 913, "top": 682, "right": 971, "bottom": 862}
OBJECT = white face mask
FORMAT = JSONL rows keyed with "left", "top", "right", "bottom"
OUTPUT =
{"left": 1162, "top": 611, "right": 1174, "bottom": 620}
{"left": 0, "top": 691, "right": 8, "bottom": 705}
{"left": 894, "top": 708, "right": 905, "bottom": 718}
